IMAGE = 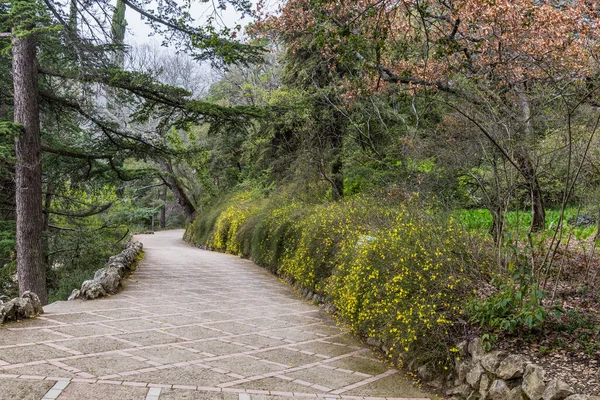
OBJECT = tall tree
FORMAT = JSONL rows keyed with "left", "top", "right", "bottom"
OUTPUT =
{"left": 10, "top": 1, "right": 46, "bottom": 303}
{"left": 1, "top": 0, "right": 264, "bottom": 303}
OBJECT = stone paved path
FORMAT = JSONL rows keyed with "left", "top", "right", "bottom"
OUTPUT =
{"left": 0, "top": 230, "right": 432, "bottom": 400}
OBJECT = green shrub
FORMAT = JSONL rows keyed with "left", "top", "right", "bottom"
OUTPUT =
{"left": 468, "top": 265, "right": 554, "bottom": 334}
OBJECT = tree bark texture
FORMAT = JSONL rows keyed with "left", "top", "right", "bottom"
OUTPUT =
{"left": 516, "top": 86, "right": 546, "bottom": 233}
{"left": 516, "top": 151, "right": 546, "bottom": 232}
{"left": 13, "top": 32, "right": 47, "bottom": 304}
{"left": 158, "top": 159, "right": 196, "bottom": 223}
{"left": 160, "top": 186, "right": 166, "bottom": 228}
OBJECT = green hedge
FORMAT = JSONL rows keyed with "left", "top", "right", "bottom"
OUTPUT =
{"left": 186, "top": 192, "right": 488, "bottom": 368}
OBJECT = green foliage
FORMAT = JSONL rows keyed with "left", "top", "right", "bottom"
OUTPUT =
{"left": 468, "top": 265, "right": 556, "bottom": 333}
{"left": 0, "top": 221, "right": 16, "bottom": 297}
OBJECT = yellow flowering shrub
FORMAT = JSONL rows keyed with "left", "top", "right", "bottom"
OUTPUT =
{"left": 187, "top": 192, "right": 480, "bottom": 368}
{"left": 330, "top": 208, "right": 469, "bottom": 366}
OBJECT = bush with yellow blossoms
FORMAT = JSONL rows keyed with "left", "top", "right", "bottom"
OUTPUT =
{"left": 187, "top": 192, "right": 483, "bottom": 369}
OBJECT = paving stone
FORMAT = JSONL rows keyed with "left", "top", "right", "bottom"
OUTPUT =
{"left": 342, "top": 374, "right": 432, "bottom": 398}
{"left": 128, "top": 365, "right": 236, "bottom": 386}
{"left": 290, "top": 342, "right": 356, "bottom": 357}
{"left": 2, "top": 363, "right": 75, "bottom": 378}
{"left": 47, "top": 324, "right": 122, "bottom": 337}
{"left": 179, "top": 340, "right": 250, "bottom": 355}
{"left": 0, "top": 328, "right": 67, "bottom": 345}
{"left": 101, "top": 319, "right": 164, "bottom": 332}
{"left": 0, "top": 377, "right": 54, "bottom": 400}
{"left": 205, "top": 355, "right": 289, "bottom": 377}
{"left": 113, "top": 331, "right": 181, "bottom": 346}
{"left": 57, "top": 382, "right": 148, "bottom": 399}
{"left": 0, "top": 344, "right": 74, "bottom": 363}
{"left": 254, "top": 348, "right": 325, "bottom": 367}
{"left": 58, "top": 337, "right": 136, "bottom": 354}
{"left": 327, "top": 356, "right": 389, "bottom": 376}
{"left": 225, "top": 334, "right": 290, "bottom": 349}
{"left": 282, "top": 365, "right": 366, "bottom": 388}
{"left": 62, "top": 353, "right": 151, "bottom": 376}
{"left": 163, "top": 326, "right": 224, "bottom": 340}
{"left": 125, "top": 346, "right": 204, "bottom": 364}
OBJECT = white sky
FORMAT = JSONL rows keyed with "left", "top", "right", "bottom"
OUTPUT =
{"left": 123, "top": 0, "right": 279, "bottom": 45}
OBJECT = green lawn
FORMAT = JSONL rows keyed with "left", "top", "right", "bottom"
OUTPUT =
{"left": 453, "top": 207, "right": 598, "bottom": 240}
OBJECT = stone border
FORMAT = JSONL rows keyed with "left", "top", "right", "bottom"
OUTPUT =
{"left": 421, "top": 338, "right": 600, "bottom": 400}
{"left": 68, "top": 241, "right": 143, "bottom": 301}
{"left": 0, "top": 291, "right": 44, "bottom": 325}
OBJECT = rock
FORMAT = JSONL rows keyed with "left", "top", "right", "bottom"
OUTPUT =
{"left": 12, "top": 297, "right": 35, "bottom": 319}
{"left": 68, "top": 289, "right": 80, "bottom": 301}
{"left": 0, "top": 295, "right": 9, "bottom": 302}
{"left": 509, "top": 387, "right": 524, "bottom": 400}
{"left": 565, "top": 396, "right": 600, "bottom": 400}
{"left": 446, "top": 384, "right": 472, "bottom": 398}
{"left": 496, "top": 354, "right": 528, "bottom": 379}
{"left": 93, "top": 267, "right": 120, "bottom": 294}
{"left": 523, "top": 364, "right": 546, "bottom": 400}
{"left": 80, "top": 280, "right": 107, "bottom": 300}
{"left": 21, "top": 292, "right": 43, "bottom": 315}
{"left": 366, "top": 337, "right": 382, "bottom": 348}
{"left": 543, "top": 379, "right": 573, "bottom": 400}
{"left": 108, "top": 255, "right": 125, "bottom": 264}
{"left": 456, "top": 340, "right": 468, "bottom": 356}
{"left": 324, "top": 303, "right": 337, "bottom": 314}
{"left": 488, "top": 379, "right": 510, "bottom": 400}
{"left": 456, "top": 359, "right": 471, "bottom": 384}
{"left": 481, "top": 350, "right": 506, "bottom": 374}
{"left": 112, "top": 262, "right": 128, "bottom": 278}
{"left": 427, "top": 378, "right": 443, "bottom": 389}
{"left": 479, "top": 374, "right": 491, "bottom": 399}
{"left": 418, "top": 364, "right": 434, "bottom": 382}
{"left": 466, "top": 363, "right": 485, "bottom": 388}
{"left": 468, "top": 338, "right": 486, "bottom": 362}
{"left": 311, "top": 293, "right": 320, "bottom": 303}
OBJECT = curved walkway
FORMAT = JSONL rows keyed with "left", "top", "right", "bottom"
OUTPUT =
{"left": 0, "top": 230, "right": 431, "bottom": 400}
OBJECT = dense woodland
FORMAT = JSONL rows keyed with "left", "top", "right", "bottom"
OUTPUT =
{"left": 2, "top": 0, "right": 600, "bottom": 384}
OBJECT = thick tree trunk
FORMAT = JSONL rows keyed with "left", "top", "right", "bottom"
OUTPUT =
{"left": 43, "top": 189, "right": 53, "bottom": 269}
{"left": 159, "top": 186, "right": 166, "bottom": 229}
{"left": 158, "top": 159, "right": 196, "bottom": 223}
{"left": 13, "top": 32, "right": 47, "bottom": 304}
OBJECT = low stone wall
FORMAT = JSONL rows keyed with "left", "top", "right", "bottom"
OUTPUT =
{"left": 438, "top": 338, "right": 599, "bottom": 400}
{"left": 68, "top": 241, "right": 143, "bottom": 301}
{"left": 0, "top": 292, "right": 44, "bottom": 325}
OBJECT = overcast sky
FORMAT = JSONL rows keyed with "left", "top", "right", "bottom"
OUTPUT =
{"left": 123, "top": 0, "right": 279, "bottom": 45}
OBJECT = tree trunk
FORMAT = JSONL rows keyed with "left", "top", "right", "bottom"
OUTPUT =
{"left": 330, "top": 111, "right": 344, "bottom": 201}
{"left": 159, "top": 186, "right": 166, "bottom": 229}
{"left": 42, "top": 189, "right": 53, "bottom": 269}
{"left": 13, "top": 31, "right": 47, "bottom": 304}
{"left": 489, "top": 205, "right": 504, "bottom": 244}
{"left": 158, "top": 159, "right": 196, "bottom": 223}
{"left": 516, "top": 151, "right": 546, "bottom": 232}
{"left": 516, "top": 85, "right": 546, "bottom": 233}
